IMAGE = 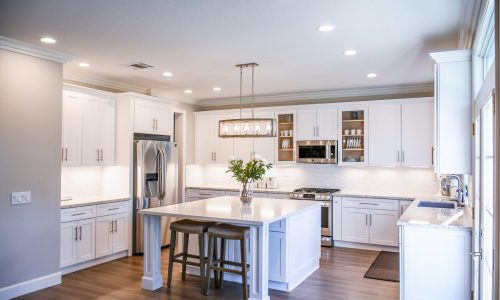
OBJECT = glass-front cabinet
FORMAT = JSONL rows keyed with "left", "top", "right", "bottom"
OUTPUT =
{"left": 275, "top": 111, "right": 296, "bottom": 163}
{"left": 338, "top": 105, "right": 368, "bottom": 165}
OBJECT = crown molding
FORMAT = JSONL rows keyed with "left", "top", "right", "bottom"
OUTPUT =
{"left": 430, "top": 49, "right": 472, "bottom": 63}
{"left": 196, "top": 83, "right": 434, "bottom": 107}
{"left": 64, "top": 72, "right": 149, "bottom": 94}
{"left": 458, "top": 0, "right": 482, "bottom": 49}
{"left": 0, "top": 36, "right": 72, "bottom": 63}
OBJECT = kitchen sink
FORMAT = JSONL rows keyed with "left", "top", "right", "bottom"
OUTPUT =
{"left": 417, "top": 201, "right": 456, "bottom": 209}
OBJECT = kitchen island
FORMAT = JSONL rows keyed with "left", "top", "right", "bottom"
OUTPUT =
{"left": 139, "top": 196, "right": 321, "bottom": 300}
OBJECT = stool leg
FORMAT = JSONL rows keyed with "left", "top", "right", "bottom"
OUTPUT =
{"left": 213, "top": 237, "right": 219, "bottom": 287}
{"left": 219, "top": 238, "right": 225, "bottom": 288}
{"left": 205, "top": 235, "right": 215, "bottom": 296}
{"left": 198, "top": 233, "right": 205, "bottom": 294}
{"left": 240, "top": 239, "right": 247, "bottom": 300}
{"left": 182, "top": 233, "right": 189, "bottom": 281}
{"left": 167, "top": 230, "right": 176, "bottom": 288}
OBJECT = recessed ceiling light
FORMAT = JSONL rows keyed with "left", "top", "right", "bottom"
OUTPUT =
{"left": 40, "top": 37, "right": 56, "bottom": 44}
{"left": 317, "top": 25, "right": 334, "bottom": 32}
{"left": 366, "top": 73, "right": 377, "bottom": 78}
{"left": 213, "top": 87, "right": 222, "bottom": 92}
{"left": 184, "top": 89, "right": 193, "bottom": 94}
{"left": 162, "top": 72, "right": 173, "bottom": 77}
{"left": 78, "top": 62, "right": 90, "bottom": 68}
{"left": 344, "top": 50, "right": 357, "bottom": 56}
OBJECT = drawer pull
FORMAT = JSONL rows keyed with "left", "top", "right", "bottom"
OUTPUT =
{"left": 359, "top": 202, "right": 379, "bottom": 205}
{"left": 108, "top": 207, "right": 119, "bottom": 211}
{"left": 198, "top": 193, "right": 213, "bottom": 196}
{"left": 72, "top": 212, "right": 85, "bottom": 216}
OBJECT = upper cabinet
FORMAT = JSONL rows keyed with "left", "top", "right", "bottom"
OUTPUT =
{"left": 431, "top": 50, "right": 472, "bottom": 174}
{"left": 233, "top": 110, "right": 275, "bottom": 163}
{"left": 194, "top": 112, "right": 234, "bottom": 164}
{"left": 338, "top": 105, "right": 368, "bottom": 166}
{"left": 62, "top": 88, "right": 116, "bottom": 166}
{"left": 369, "top": 99, "right": 434, "bottom": 167}
{"left": 297, "top": 107, "right": 337, "bottom": 141}
{"left": 134, "top": 99, "right": 173, "bottom": 136}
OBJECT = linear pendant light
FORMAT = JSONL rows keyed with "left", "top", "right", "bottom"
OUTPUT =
{"left": 219, "top": 63, "right": 275, "bottom": 138}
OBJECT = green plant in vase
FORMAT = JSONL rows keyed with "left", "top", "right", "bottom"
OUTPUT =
{"left": 226, "top": 156, "right": 272, "bottom": 205}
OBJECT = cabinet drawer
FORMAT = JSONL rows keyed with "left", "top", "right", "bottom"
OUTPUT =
{"left": 342, "top": 197, "right": 399, "bottom": 211}
{"left": 270, "top": 219, "right": 286, "bottom": 233}
{"left": 268, "top": 193, "right": 289, "bottom": 199}
{"left": 253, "top": 192, "right": 268, "bottom": 198}
{"left": 61, "top": 205, "right": 96, "bottom": 222}
{"left": 186, "top": 189, "right": 226, "bottom": 199}
{"left": 97, "top": 201, "right": 128, "bottom": 217}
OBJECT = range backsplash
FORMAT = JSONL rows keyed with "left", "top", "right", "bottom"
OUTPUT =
{"left": 186, "top": 164, "right": 440, "bottom": 197}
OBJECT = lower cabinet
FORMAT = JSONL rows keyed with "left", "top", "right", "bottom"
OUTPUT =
{"left": 341, "top": 208, "right": 370, "bottom": 244}
{"left": 95, "top": 213, "right": 128, "bottom": 258}
{"left": 60, "top": 218, "right": 96, "bottom": 268}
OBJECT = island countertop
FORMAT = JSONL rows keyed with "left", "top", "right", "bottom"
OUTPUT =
{"left": 139, "top": 196, "right": 320, "bottom": 226}
{"left": 397, "top": 198, "right": 473, "bottom": 231}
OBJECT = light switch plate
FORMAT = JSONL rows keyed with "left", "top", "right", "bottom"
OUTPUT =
{"left": 11, "top": 191, "right": 31, "bottom": 205}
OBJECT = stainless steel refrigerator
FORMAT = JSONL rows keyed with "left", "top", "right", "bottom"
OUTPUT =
{"left": 133, "top": 133, "right": 178, "bottom": 254}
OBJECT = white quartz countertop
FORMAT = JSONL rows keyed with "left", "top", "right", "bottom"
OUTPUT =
{"left": 139, "top": 196, "right": 320, "bottom": 226}
{"left": 397, "top": 198, "right": 473, "bottom": 231}
{"left": 186, "top": 185, "right": 291, "bottom": 194}
{"left": 61, "top": 195, "right": 130, "bottom": 208}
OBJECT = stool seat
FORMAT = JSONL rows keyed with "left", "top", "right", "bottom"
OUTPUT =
{"left": 170, "top": 219, "right": 216, "bottom": 234}
{"left": 208, "top": 223, "right": 250, "bottom": 239}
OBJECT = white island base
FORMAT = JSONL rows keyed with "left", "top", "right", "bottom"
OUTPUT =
{"left": 185, "top": 209, "right": 321, "bottom": 292}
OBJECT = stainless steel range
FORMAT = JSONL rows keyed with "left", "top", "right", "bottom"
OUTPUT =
{"left": 289, "top": 188, "right": 340, "bottom": 247}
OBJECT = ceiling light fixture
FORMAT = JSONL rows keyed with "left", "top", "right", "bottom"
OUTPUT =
{"left": 78, "top": 62, "right": 90, "bottom": 68}
{"left": 317, "top": 25, "right": 334, "bottom": 32}
{"left": 344, "top": 50, "right": 357, "bottom": 56}
{"left": 366, "top": 73, "right": 377, "bottom": 78}
{"left": 184, "top": 89, "right": 193, "bottom": 94}
{"left": 213, "top": 87, "right": 222, "bottom": 92}
{"left": 162, "top": 72, "right": 173, "bottom": 77}
{"left": 219, "top": 63, "right": 275, "bottom": 138}
{"left": 40, "top": 37, "right": 56, "bottom": 44}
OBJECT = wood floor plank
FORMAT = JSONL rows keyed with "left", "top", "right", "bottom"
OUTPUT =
{"left": 16, "top": 246, "right": 399, "bottom": 300}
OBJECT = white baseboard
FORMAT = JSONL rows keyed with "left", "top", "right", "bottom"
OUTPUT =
{"left": 334, "top": 241, "right": 399, "bottom": 252}
{"left": 0, "top": 272, "right": 61, "bottom": 300}
{"left": 61, "top": 250, "right": 128, "bottom": 275}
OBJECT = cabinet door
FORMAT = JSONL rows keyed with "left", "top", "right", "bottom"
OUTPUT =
{"left": 195, "top": 114, "right": 214, "bottom": 164}
{"left": 112, "top": 213, "right": 128, "bottom": 253}
{"left": 62, "top": 92, "right": 82, "bottom": 166}
{"left": 81, "top": 97, "right": 101, "bottom": 166}
{"left": 95, "top": 215, "right": 113, "bottom": 258}
{"left": 213, "top": 113, "right": 234, "bottom": 164}
{"left": 60, "top": 221, "right": 77, "bottom": 267}
{"left": 401, "top": 101, "right": 434, "bottom": 167}
{"left": 341, "top": 208, "right": 369, "bottom": 243}
{"left": 155, "top": 104, "right": 173, "bottom": 136}
{"left": 369, "top": 210, "right": 399, "bottom": 246}
{"left": 76, "top": 218, "right": 95, "bottom": 263}
{"left": 253, "top": 111, "right": 275, "bottom": 163}
{"left": 316, "top": 108, "right": 337, "bottom": 140}
{"left": 268, "top": 231, "right": 286, "bottom": 282}
{"left": 297, "top": 109, "right": 316, "bottom": 140}
{"left": 134, "top": 100, "right": 154, "bottom": 134}
{"left": 233, "top": 110, "right": 254, "bottom": 161}
{"left": 369, "top": 104, "right": 401, "bottom": 166}
{"left": 99, "top": 98, "right": 115, "bottom": 165}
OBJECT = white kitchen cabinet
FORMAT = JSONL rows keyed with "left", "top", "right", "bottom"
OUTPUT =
{"left": 82, "top": 96, "right": 116, "bottom": 166}
{"left": 253, "top": 110, "right": 275, "bottom": 163}
{"left": 134, "top": 99, "right": 173, "bottom": 136}
{"left": 297, "top": 108, "right": 337, "bottom": 141}
{"left": 268, "top": 231, "right": 286, "bottom": 282}
{"left": 233, "top": 110, "right": 254, "bottom": 161}
{"left": 213, "top": 113, "right": 234, "bottom": 163}
{"left": 430, "top": 50, "right": 472, "bottom": 174}
{"left": 332, "top": 197, "right": 342, "bottom": 240}
{"left": 194, "top": 113, "right": 215, "bottom": 165}
{"left": 338, "top": 105, "right": 369, "bottom": 166}
{"left": 61, "top": 91, "right": 82, "bottom": 166}
{"left": 368, "top": 210, "right": 399, "bottom": 246}
{"left": 369, "top": 103, "right": 401, "bottom": 166}
{"left": 401, "top": 101, "right": 434, "bottom": 167}
{"left": 60, "top": 218, "right": 96, "bottom": 267}
{"left": 96, "top": 212, "right": 128, "bottom": 258}
{"left": 341, "top": 208, "right": 370, "bottom": 243}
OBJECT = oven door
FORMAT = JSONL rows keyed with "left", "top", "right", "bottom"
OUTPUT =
{"left": 297, "top": 140, "right": 329, "bottom": 163}
{"left": 321, "top": 201, "right": 332, "bottom": 237}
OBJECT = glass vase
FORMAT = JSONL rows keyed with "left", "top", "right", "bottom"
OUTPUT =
{"left": 239, "top": 182, "right": 253, "bottom": 205}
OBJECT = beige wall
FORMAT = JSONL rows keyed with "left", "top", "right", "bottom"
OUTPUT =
{"left": 0, "top": 49, "right": 63, "bottom": 287}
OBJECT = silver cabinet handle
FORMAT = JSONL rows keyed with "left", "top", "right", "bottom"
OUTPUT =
{"left": 110, "top": 221, "right": 114, "bottom": 233}
{"left": 369, "top": 214, "right": 372, "bottom": 226}
{"left": 431, "top": 147, "right": 434, "bottom": 165}
{"left": 114, "top": 220, "right": 118, "bottom": 233}
{"left": 65, "top": 148, "right": 68, "bottom": 162}
{"left": 365, "top": 214, "right": 368, "bottom": 226}
{"left": 96, "top": 149, "right": 100, "bottom": 162}
{"left": 72, "top": 212, "right": 85, "bottom": 216}
{"left": 100, "top": 149, "right": 103, "bottom": 162}
{"left": 155, "top": 119, "right": 159, "bottom": 131}
{"left": 359, "top": 202, "right": 378, "bottom": 206}
{"left": 402, "top": 151, "right": 405, "bottom": 163}
{"left": 397, "top": 151, "right": 400, "bottom": 162}
{"left": 79, "top": 226, "right": 82, "bottom": 240}
{"left": 108, "top": 207, "right": 119, "bottom": 211}
{"left": 214, "top": 152, "right": 217, "bottom": 161}
{"left": 61, "top": 148, "right": 64, "bottom": 162}
{"left": 74, "top": 227, "right": 78, "bottom": 242}
{"left": 316, "top": 126, "right": 319, "bottom": 137}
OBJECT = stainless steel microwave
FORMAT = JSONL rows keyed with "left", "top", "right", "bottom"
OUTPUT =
{"left": 296, "top": 140, "right": 337, "bottom": 164}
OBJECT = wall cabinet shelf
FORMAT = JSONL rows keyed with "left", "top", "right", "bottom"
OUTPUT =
{"left": 338, "top": 105, "right": 368, "bottom": 166}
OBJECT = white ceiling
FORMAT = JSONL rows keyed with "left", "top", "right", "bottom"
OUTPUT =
{"left": 0, "top": 0, "right": 464, "bottom": 105}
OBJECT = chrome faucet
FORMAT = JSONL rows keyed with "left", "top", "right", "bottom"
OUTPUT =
{"left": 448, "top": 175, "right": 464, "bottom": 207}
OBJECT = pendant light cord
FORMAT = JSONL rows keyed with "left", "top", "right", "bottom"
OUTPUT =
{"left": 251, "top": 64, "right": 255, "bottom": 118}
{"left": 239, "top": 65, "right": 243, "bottom": 119}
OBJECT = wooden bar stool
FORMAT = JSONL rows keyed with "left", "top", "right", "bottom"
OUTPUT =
{"left": 167, "top": 219, "right": 218, "bottom": 294}
{"left": 204, "top": 223, "right": 250, "bottom": 299}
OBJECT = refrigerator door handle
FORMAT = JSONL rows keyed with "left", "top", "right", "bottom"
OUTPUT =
{"left": 157, "top": 146, "right": 166, "bottom": 203}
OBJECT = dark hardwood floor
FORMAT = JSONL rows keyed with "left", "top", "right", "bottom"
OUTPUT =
{"left": 17, "top": 247, "right": 399, "bottom": 300}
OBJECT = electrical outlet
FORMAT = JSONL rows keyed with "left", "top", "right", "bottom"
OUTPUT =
{"left": 11, "top": 191, "right": 31, "bottom": 205}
